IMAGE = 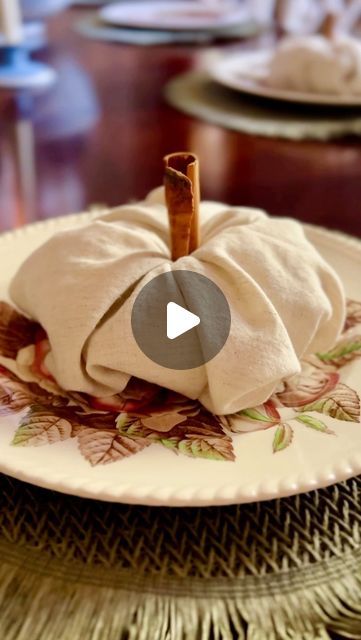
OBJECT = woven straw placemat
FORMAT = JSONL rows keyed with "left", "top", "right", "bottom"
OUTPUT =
{"left": 1, "top": 472, "right": 361, "bottom": 640}
{"left": 164, "top": 71, "right": 361, "bottom": 141}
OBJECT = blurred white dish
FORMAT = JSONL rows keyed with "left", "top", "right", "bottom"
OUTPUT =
{"left": 210, "top": 50, "right": 361, "bottom": 106}
{"left": 99, "top": 1, "right": 251, "bottom": 32}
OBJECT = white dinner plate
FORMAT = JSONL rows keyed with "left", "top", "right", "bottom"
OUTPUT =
{"left": 99, "top": 1, "right": 252, "bottom": 33}
{"left": 210, "top": 50, "right": 361, "bottom": 107}
{"left": 0, "top": 214, "right": 360, "bottom": 506}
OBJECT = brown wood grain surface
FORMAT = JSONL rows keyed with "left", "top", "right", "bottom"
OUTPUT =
{"left": 0, "top": 7, "right": 360, "bottom": 240}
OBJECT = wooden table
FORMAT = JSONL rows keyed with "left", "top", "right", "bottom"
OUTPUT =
{"left": 0, "top": 7, "right": 361, "bottom": 238}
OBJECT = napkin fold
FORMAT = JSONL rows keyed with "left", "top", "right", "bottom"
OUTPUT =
{"left": 10, "top": 188, "right": 345, "bottom": 415}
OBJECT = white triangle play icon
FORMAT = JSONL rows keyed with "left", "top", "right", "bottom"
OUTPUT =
{"left": 167, "top": 302, "right": 200, "bottom": 340}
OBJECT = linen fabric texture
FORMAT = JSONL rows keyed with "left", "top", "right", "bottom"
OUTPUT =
{"left": 10, "top": 188, "right": 345, "bottom": 415}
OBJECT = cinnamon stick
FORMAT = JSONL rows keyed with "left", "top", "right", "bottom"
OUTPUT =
{"left": 164, "top": 152, "right": 200, "bottom": 261}
{"left": 320, "top": 12, "right": 339, "bottom": 39}
{"left": 273, "top": 0, "right": 289, "bottom": 32}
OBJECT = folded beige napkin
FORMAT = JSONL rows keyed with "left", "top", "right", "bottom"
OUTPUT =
{"left": 10, "top": 188, "right": 345, "bottom": 415}
{"left": 268, "top": 35, "right": 361, "bottom": 95}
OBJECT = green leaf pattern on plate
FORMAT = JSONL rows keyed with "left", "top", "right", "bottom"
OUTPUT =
{"left": 0, "top": 298, "right": 360, "bottom": 464}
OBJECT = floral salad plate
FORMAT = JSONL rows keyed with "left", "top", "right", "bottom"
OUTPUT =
{"left": 0, "top": 214, "right": 360, "bottom": 506}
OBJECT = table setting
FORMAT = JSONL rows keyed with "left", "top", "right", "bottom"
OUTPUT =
{"left": 165, "top": 1, "right": 361, "bottom": 140}
{"left": 0, "top": 149, "right": 361, "bottom": 638}
{"left": 1, "top": 2, "right": 361, "bottom": 639}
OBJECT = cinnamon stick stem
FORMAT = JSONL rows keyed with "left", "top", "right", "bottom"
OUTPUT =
{"left": 320, "top": 11, "right": 339, "bottom": 38}
{"left": 164, "top": 152, "right": 200, "bottom": 261}
{"left": 188, "top": 158, "right": 200, "bottom": 254}
{"left": 273, "top": 0, "right": 288, "bottom": 32}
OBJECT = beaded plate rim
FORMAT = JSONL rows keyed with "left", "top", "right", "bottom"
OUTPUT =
{"left": 0, "top": 212, "right": 360, "bottom": 506}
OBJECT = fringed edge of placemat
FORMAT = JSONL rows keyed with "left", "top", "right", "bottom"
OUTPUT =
{"left": 1, "top": 549, "right": 361, "bottom": 640}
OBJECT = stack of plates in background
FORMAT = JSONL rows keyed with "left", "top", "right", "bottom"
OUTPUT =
{"left": 74, "top": 1, "right": 260, "bottom": 46}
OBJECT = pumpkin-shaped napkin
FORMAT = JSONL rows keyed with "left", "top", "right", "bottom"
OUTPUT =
{"left": 10, "top": 153, "right": 345, "bottom": 415}
{"left": 268, "top": 34, "right": 361, "bottom": 95}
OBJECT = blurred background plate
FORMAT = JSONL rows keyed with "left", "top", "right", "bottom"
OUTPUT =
{"left": 99, "top": 1, "right": 253, "bottom": 32}
{"left": 210, "top": 50, "right": 361, "bottom": 106}
{"left": 71, "top": 0, "right": 136, "bottom": 5}
{"left": 75, "top": 12, "right": 260, "bottom": 45}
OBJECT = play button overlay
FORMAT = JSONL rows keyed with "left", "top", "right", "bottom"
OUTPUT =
{"left": 167, "top": 302, "right": 200, "bottom": 340}
{"left": 131, "top": 270, "right": 231, "bottom": 370}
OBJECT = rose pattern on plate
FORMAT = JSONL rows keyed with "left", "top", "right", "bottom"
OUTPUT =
{"left": 0, "top": 299, "right": 360, "bottom": 465}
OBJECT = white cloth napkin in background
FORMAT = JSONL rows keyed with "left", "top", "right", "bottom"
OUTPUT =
{"left": 10, "top": 188, "right": 345, "bottom": 415}
{"left": 267, "top": 34, "right": 361, "bottom": 94}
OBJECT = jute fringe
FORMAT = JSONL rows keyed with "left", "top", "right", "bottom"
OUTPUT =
{"left": 1, "top": 551, "right": 361, "bottom": 639}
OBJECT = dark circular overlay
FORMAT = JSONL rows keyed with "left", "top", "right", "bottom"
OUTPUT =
{"left": 131, "top": 270, "right": 231, "bottom": 370}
